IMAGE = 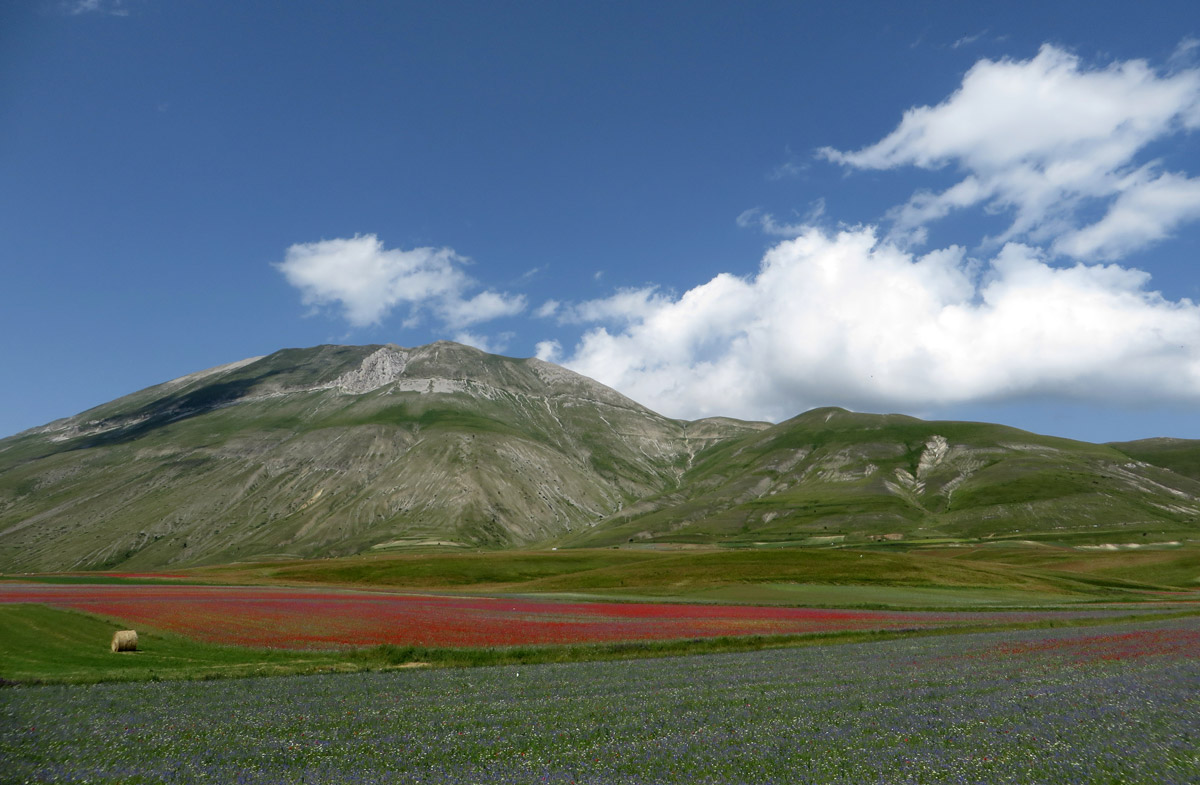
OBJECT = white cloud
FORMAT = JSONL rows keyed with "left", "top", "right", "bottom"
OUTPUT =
{"left": 821, "top": 45, "right": 1200, "bottom": 257}
{"left": 534, "top": 300, "right": 560, "bottom": 319}
{"left": 555, "top": 287, "right": 671, "bottom": 325}
{"left": 278, "top": 45, "right": 1200, "bottom": 428}
{"left": 275, "top": 234, "right": 524, "bottom": 329}
{"left": 547, "top": 43, "right": 1200, "bottom": 422}
{"left": 454, "top": 330, "right": 515, "bottom": 354}
{"left": 438, "top": 290, "right": 526, "bottom": 329}
{"left": 1054, "top": 171, "right": 1200, "bottom": 260}
{"left": 550, "top": 226, "right": 1200, "bottom": 421}
{"left": 534, "top": 339, "right": 562, "bottom": 363}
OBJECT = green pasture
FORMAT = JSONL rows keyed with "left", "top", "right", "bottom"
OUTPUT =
{"left": 202, "top": 544, "right": 1200, "bottom": 604}
{"left": 0, "top": 604, "right": 351, "bottom": 684}
{"left": 664, "top": 582, "right": 1100, "bottom": 608}
{"left": 0, "top": 575, "right": 197, "bottom": 585}
{"left": 231, "top": 548, "right": 663, "bottom": 588}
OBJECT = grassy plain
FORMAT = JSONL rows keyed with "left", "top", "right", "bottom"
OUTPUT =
{"left": 0, "top": 604, "right": 352, "bottom": 684}
{"left": 196, "top": 544, "right": 1200, "bottom": 606}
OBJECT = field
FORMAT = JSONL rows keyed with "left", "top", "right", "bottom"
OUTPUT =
{"left": 193, "top": 545, "right": 1200, "bottom": 603}
{"left": 2, "top": 546, "right": 1198, "bottom": 782}
{"left": 3, "top": 615, "right": 1197, "bottom": 784}
{"left": 0, "top": 583, "right": 1152, "bottom": 654}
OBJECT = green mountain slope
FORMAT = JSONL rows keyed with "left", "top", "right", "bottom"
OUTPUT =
{"left": 2, "top": 343, "right": 1198, "bottom": 572}
{"left": 0, "top": 341, "right": 762, "bottom": 570}
{"left": 1108, "top": 437, "right": 1200, "bottom": 482}
{"left": 564, "top": 408, "right": 1200, "bottom": 548}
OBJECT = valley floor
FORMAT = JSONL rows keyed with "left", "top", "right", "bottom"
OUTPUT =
{"left": 3, "top": 615, "right": 1197, "bottom": 784}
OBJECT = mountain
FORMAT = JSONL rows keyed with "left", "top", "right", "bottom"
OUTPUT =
{"left": 563, "top": 408, "right": 1200, "bottom": 548}
{"left": 0, "top": 342, "right": 763, "bottom": 571}
{"left": 1, "top": 341, "right": 1197, "bottom": 572}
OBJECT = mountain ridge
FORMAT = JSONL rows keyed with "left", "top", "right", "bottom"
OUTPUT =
{"left": 0, "top": 342, "right": 764, "bottom": 570}
{"left": 1, "top": 341, "right": 1197, "bottom": 571}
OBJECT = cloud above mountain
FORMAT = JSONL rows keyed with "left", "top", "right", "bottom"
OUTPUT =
{"left": 275, "top": 47, "right": 1200, "bottom": 425}
{"left": 542, "top": 46, "right": 1200, "bottom": 421}
{"left": 276, "top": 234, "right": 525, "bottom": 329}
{"left": 542, "top": 226, "right": 1200, "bottom": 420}
{"left": 821, "top": 44, "right": 1200, "bottom": 256}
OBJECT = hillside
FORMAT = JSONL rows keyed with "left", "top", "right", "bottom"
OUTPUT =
{"left": 562, "top": 408, "right": 1200, "bottom": 548}
{"left": 0, "top": 342, "right": 761, "bottom": 571}
{"left": 1108, "top": 437, "right": 1200, "bottom": 482}
{"left": 1, "top": 342, "right": 1198, "bottom": 572}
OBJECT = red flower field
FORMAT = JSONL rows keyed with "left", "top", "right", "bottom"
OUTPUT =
{"left": 0, "top": 583, "right": 1129, "bottom": 650}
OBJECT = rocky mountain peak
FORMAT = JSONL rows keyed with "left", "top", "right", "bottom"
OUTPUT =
{"left": 335, "top": 346, "right": 410, "bottom": 394}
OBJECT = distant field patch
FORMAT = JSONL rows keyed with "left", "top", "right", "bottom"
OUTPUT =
{"left": 0, "top": 584, "right": 1132, "bottom": 650}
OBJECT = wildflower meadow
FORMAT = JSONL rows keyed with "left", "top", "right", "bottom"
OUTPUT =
{"left": 3, "top": 615, "right": 1197, "bottom": 784}
{"left": 0, "top": 583, "right": 1144, "bottom": 649}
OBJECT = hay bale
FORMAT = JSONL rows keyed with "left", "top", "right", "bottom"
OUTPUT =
{"left": 111, "top": 630, "right": 138, "bottom": 652}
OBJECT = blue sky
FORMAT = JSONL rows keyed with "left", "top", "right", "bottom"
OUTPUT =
{"left": 3, "top": 0, "right": 1200, "bottom": 443}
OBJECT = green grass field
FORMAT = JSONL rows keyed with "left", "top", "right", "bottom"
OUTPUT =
{"left": 0, "top": 604, "right": 354, "bottom": 684}
{"left": 665, "top": 583, "right": 1100, "bottom": 607}
{"left": 195, "top": 544, "right": 1200, "bottom": 605}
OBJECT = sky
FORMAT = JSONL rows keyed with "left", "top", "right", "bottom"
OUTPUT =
{"left": 3, "top": 0, "right": 1200, "bottom": 443}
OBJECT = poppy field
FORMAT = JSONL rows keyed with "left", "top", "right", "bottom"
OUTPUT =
{"left": 2, "top": 615, "right": 1197, "bottom": 784}
{"left": 0, "top": 583, "right": 1143, "bottom": 650}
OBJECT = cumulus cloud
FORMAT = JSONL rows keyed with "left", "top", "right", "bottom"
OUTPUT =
{"left": 821, "top": 45, "right": 1200, "bottom": 257}
{"left": 534, "top": 339, "right": 563, "bottom": 362}
{"left": 278, "top": 45, "right": 1200, "bottom": 426}
{"left": 551, "top": 226, "right": 1200, "bottom": 421}
{"left": 275, "top": 234, "right": 524, "bottom": 329}
{"left": 544, "top": 45, "right": 1200, "bottom": 421}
